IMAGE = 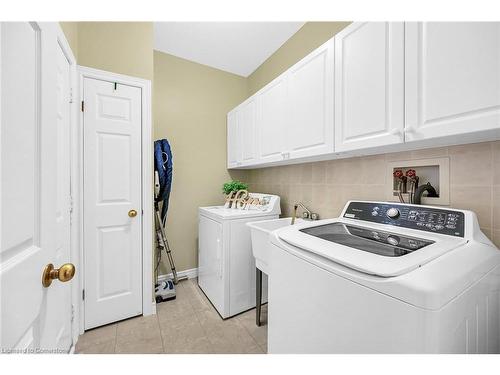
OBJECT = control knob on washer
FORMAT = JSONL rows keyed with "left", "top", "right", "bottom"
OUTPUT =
{"left": 386, "top": 207, "right": 400, "bottom": 219}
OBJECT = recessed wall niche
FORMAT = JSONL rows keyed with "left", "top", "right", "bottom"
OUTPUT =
{"left": 386, "top": 157, "right": 450, "bottom": 206}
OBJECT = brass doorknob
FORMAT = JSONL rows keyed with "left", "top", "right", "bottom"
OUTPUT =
{"left": 42, "top": 263, "right": 75, "bottom": 288}
{"left": 128, "top": 209, "right": 138, "bottom": 218}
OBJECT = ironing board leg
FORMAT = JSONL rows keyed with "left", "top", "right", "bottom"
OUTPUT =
{"left": 256, "top": 268, "right": 262, "bottom": 327}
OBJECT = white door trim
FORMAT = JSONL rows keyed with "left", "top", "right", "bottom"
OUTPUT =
{"left": 76, "top": 65, "right": 154, "bottom": 334}
{"left": 54, "top": 23, "right": 79, "bottom": 346}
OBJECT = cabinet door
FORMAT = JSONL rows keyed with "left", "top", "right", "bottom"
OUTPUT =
{"left": 227, "top": 109, "right": 240, "bottom": 168}
{"left": 286, "top": 38, "right": 335, "bottom": 159}
{"left": 240, "top": 98, "right": 258, "bottom": 166}
{"left": 335, "top": 22, "right": 404, "bottom": 152}
{"left": 257, "top": 75, "right": 288, "bottom": 163}
{"left": 405, "top": 22, "right": 500, "bottom": 141}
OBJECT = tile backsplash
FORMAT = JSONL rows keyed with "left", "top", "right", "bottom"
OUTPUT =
{"left": 246, "top": 141, "right": 500, "bottom": 248}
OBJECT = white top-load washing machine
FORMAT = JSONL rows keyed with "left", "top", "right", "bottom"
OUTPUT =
{"left": 269, "top": 201, "right": 500, "bottom": 353}
{"left": 198, "top": 194, "right": 280, "bottom": 318}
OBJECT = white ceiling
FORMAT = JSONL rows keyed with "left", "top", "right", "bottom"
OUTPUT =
{"left": 154, "top": 22, "right": 305, "bottom": 77}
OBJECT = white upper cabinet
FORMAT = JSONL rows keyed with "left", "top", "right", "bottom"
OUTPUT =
{"left": 227, "top": 109, "right": 240, "bottom": 168}
{"left": 286, "top": 38, "right": 335, "bottom": 160}
{"left": 227, "top": 22, "right": 500, "bottom": 169}
{"left": 405, "top": 22, "right": 500, "bottom": 141}
{"left": 257, "top": 75, "right": 288, "bottom": 163}
{"left": 240, "top": 98, "right": 258, "bottom": 165}
{"left": 227, "top": 99, "right": 258, "bottom": 168}
{"left": 334, "top": 22, "right": 405, "bottom": 152}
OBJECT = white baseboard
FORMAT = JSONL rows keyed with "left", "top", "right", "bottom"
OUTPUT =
{"left": 158, "top": 267, "right": 198, "bottom": 282}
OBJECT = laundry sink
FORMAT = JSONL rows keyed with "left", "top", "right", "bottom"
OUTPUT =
{"left": 247, "top": 218, "right": 302, "bottom": 275}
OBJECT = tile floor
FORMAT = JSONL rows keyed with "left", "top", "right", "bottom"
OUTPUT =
{"left": 75, "top": 278, "right": 267, "bottom": 354}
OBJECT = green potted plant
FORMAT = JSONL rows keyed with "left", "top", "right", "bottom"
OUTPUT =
{"left": 222, "top": 180, "right": 248, "bottom": 195}
{"left": 223, "top": 180, "right": 248, "bottom": 208}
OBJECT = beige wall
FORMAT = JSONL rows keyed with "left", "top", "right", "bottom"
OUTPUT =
{"left": 154, "top": 51, "right": 247, "bottom": 273}
{"left": 60, "top": 22, "right": 154, "bottom": 80}
{"left": 247, "top": 142, "right": 500, "bottom": 248}
{"left": 60, "top": 22, "right": 79, "bottom": 61}
{"left": 247, "top": 22, "right": 351, "bottom": 95}
{"left": 77, "top": 22, "right": 154, "bottom": 80}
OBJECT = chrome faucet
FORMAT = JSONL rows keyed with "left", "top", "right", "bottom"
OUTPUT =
{"left": 291, "top": 202, "right": 319, "bottom": 225}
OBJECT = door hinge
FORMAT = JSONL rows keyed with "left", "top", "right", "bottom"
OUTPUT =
{"left": 81, "top": 100, "right": 84, "bottom": 112}
{"left": 82, "top": 289, "right": 85, "bottom": 300}
{"left": 71, "top": 304, "right": 75, "bottom": 323}
{"left": 69, "top": 87, "right": 73, "bottom": 104}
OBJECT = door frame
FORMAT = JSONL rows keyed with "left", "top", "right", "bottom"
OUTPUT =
{"left": 54, "top": 23, "right": 80, "bottom": 348}
{"left": 76, "top": 65, "right": 154, "bottom": 335}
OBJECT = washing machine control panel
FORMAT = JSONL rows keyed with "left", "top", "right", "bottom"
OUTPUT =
{"left": 343, "top": 202, "right": 465, "bottom": 237}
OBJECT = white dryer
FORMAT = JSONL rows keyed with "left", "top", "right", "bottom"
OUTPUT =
{"left": 269, "top": 201, "right": 500, "bottom": 353}
{"left": 198, "top": 194, "right": 280, "bottom": 318}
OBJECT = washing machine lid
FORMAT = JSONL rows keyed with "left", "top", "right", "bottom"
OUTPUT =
{"left": 199, "top": 206, "right": 277, "bottom": 220}
{"left": 199, "top": 193, "right": 281, "bottom": 220}
{"left": 277, "top": 219, "right": 467, "bottom": 277}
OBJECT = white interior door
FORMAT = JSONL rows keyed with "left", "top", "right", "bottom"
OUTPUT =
{"left": 83, "top": 77, "right": 143, "bottom": 330}
{"left": 1, "top": 22, "right": 74, "bottom": 352}
{"left": 334, "top": 22, "right": 404, "bottom": 152}
{"left": 405, "top": 22, "right": 500, "bottom": 141}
